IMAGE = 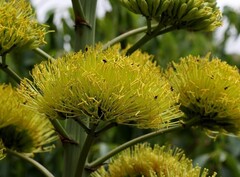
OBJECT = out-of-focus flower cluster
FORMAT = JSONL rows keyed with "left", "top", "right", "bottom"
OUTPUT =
{"left": 0, "top": 84, "right": 56, "bottom": 158}
{"left": 0, "top": 0, "right": 49, "bottom": 56}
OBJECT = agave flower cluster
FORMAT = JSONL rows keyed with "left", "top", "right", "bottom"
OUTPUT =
{"left": 19, "top": 45, "right": 183, "bottom": 129}
{"left": 166, "top": 54, "right": 240, "bottom": 135}
{"left": 0, "top": 0, "right": 48, "bottom": 56}
{"left": 91, "top": 143, "right": 216, "bottom": 177}
{"left": 120, "top": 0, "right": 222, "bottom": 31}
{"left": 0, "top": 84, "right": 56, "bottom": 158}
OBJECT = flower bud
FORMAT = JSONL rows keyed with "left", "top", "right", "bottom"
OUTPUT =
{"left": 120, "top": 0, "right": 222, "bottom": 32}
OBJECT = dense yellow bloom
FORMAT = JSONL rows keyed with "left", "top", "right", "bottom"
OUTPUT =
{"left": 19, "top": 45, "right": 183, "bottom": 129}
{"left": 0, "top": 84, "right": 56, "bottom": 158}
{"left": 0, "top": 0, "right": 49, "bottom": 55}
{"left": 120, "top": 0, "right": 222, "bottom": 31}
{"left": 166, "top": 54, "right": 240, "bottom": 135}
{"left": 91, "top": 143, "right": 216, "bottom": 177}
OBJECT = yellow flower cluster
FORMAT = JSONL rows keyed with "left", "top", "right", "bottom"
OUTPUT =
{"left": 0, "top": 84, "right": 56, "bottom": 158}
{"left": 166, "top": 54, "right": 240, "bottom": 135}
{"left": 120, "top": 0, "right": 222, "bottom": 31}
{"left": 91, "top": 143, "right": 216, "bottom": 177}
{"left": 19, "top": 45, "right": 183, "bottom": 129}
{"left": 0, "top": 0, "right": 49, "bottom": 56}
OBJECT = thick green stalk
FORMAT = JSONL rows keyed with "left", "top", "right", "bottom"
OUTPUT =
{"left": 7, "top": 149, "right": 54, "bottom": 177}
{"left": 71, "top": 0, "right": 86, "bottom": 20}
{"left": 72, "top": 0, "right": 97, "bottom": 51}
{"left": 74, "top": 124, "right": 98, "bottom": 177}
{"left": 63, "top": 119, "right": 85, "bottom": 177}
{"left": 64, "top": 1, "right": 97, "bottom": 177}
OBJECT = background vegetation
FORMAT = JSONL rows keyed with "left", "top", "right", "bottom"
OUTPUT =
{"left": 1, "top": 1, "right": 240, "bottom": 176}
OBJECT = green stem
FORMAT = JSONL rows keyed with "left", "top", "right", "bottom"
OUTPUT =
{"left": 95, "top": 123, "right": 117, "bottom": 136}
{"left": 0, "top": 65, "right": 22, "bottom": 83}
{"left": 2, "top": 54, "right": 6, "bottom": 65}
{"left": 71, "top": 0, "right": 86, "bottom": 20}
{"left": 6, "top": 149, "right": 54, "bottom": 177}
{"left": 0, "top": 55, "right": 22, "bottom": 84}
{"left": 73, "top": 0, "right": 97, "bottom": 51}
{"left": 63, "top": 119, "right": 84, "bottom": 177}
{"left": 49, "top": 119, "right": 77, "bottom": 144}
{"left": 126, "top": 25, "right": 177, "bottom": 56}
{"left": 74, "top": 123, "right": 98, "bottom": 177}
{"left": 73, "top": 117, "right": 91, "bottom": 134}
{"left": 87, "top": 125, "right": 183, "bottom": 169}
{"left": 146, "top": 18, "right": 152, "bottom": 35}
{"left": 33, "top": 48, "right": 55, "bottom": 61}
{"left": 102, "top": 24, "right": 158, "bottom": 50}
{"left": 88, "top": 118, "right": 201, "bottom": 169}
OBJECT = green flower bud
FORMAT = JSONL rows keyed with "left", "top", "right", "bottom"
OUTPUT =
{"left": 0, "top": 0, "right": 50, "bottom": 56}
{"left": 0, "top": 84, "right": 56, "bottom": 158}
{"left": 91, "top": 143, "right": 216, "bottom": 177}
{"left": 19, "top": 45, "right": 183, "bottom": 129}
{"left": 166, "top": 54, "right": 240, "bottom": 135}
{"left": 120, "top": 0, "right": 222, "bottom": 32}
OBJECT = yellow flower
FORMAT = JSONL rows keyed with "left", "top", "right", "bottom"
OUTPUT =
{"left": 0, "top": 0, "right": 49, "bottom": 56}
{"left": 166, "top": 54, "right": 240, "bottom": 135}
{"left": 120, "top": 0, "right": 222, "bottom": 32}
{"left": 0, "top": 84, "right": 56, "bottom": 157}
{"left": 19, "top": 45, "right": 183, "bottom": 129}
{"left": 91, "top": 143, "right": 216, "bottom": 177}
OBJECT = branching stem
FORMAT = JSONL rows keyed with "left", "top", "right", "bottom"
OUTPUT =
{"left": 87, "top": 118, "right": 201, "bottom": 169}
{"left": 87, "top": 125, "right": 182, "bottom": 169}
{"left": 74, "top": 123, "right": 98, "bottom": 177}
{"left": 95, "top": 122, "right": 117, "bottom": 136}
{"left": 33, "top": 48, "right": 55, "bottom": 61}
{"left": 73, "top": 117, "right": 91, "bottom": 134}
{"left": 0, "top": 55, "right": 22, "bottom": 84}
{"left": 126, "top": 25, "right": 177, "bottom": 56}
{"left": 49, "top": 119, "right": 77, "bottom": 144}
{"left": 103, "top": 24, "right": 158, "bottom": 50}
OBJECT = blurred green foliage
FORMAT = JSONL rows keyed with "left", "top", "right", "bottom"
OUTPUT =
{"left": 1, "top": 1, "right": 240, "bottom": 177}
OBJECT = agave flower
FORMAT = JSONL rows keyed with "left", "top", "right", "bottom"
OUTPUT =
{"left": 19, "top": 45, "right": 183, "bottom": 129}
{"left": 120, "top": 0, "right": 222, "bottom": 32}
{"left": 0, "top": 0, "right": 49, "bottom": 56}
{"left": 91, "top": 143, "right": 216, "bottom": 177}
{"left": 0, "top": 84, "right": 56, "bottom": 158}
{"left": 166, "top": 54, "right": 240, "bottom": 135}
